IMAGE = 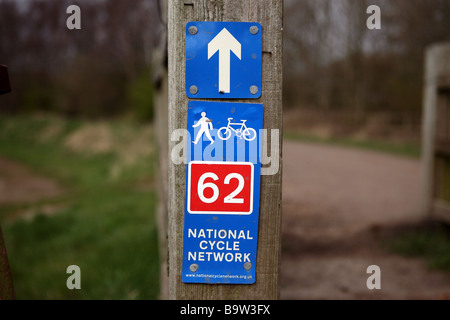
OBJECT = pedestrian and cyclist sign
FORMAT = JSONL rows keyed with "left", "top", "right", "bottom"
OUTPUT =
{"left": 182, "top": 20, "right": 263, "bottom": 285}
{"left": 182, "top": 101, "right": 263, "bottom": 284}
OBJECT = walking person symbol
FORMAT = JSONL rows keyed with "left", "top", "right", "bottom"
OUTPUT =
{"left": 193, "top": 112, "right": 214, "bottom": 145}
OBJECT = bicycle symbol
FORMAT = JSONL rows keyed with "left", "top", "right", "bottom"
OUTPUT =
{"left": 218, "top": 118, "right": 257, "bottom": 141}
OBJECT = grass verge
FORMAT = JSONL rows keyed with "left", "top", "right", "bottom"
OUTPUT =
{"left": 0, "top": 115, "right": 159, "bottom": 299}
{"left": 382, "top": 222, "right": 450, "bottom": 272}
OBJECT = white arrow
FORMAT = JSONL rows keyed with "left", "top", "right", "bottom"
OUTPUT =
{"left": 208, "top": 28, "right": 241, "bottom": 94}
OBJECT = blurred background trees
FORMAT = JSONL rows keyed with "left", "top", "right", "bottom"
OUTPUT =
{"left": 0, "top": 0, "right": 161, "bottom": 120}
{"left": 284, "top": 0, "right": 450, "bottom": 142}
{"left": 1, "top": 0, "right": 450, "bottom": 137}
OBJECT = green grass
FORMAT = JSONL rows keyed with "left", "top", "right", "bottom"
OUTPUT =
{"left": 383, "top": 223, "right": 450, "bottom": 272}
{"left": 284, "top": 131, "right": 421, "bottom": 159}
{"left": 0, "top": 115, "right": 159, "bottom": 299}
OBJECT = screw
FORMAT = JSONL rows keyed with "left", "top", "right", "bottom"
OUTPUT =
{"left": 250, "top": 25, "right": 259, "bottom": 35}
{"left": 188, "top": 25, "right": 198, "bottom": 35}
{"left": 190, "top": 264, "right": 199, "bottom": 272}
{"left": 244, "top": 262, "right": 252, "bottom": 271}
{"left": 189, "top": 85, "right": 198, "bottom": 95}
{"left": 250, "top": 85, "right": 259, "bottom": 95}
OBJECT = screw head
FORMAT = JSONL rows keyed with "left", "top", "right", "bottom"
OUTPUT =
{"left": 188, "top": 26, "right": 198, "bottom": 35}
{"left": 189, "top": 85, "right": 198, "bottom": 95}
{"left": 250, "top": 25, "right": 259, "bottom": 35}
{"left": 244, "top": 262, "right": 252, "bottom": 271}
{"left": 190, "top": 264, "right": 199, "bottom": 272}
{"left": 250, "top": 85, "right": 259, "bottom": 95}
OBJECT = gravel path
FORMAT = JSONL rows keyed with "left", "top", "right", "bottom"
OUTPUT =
{"left": 281, "top": 141, "right": 450, "bottom": 300}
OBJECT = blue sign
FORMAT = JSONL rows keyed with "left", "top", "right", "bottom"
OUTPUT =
{"left": 182, "top": 101, "right": 263, "bottom": 284}
{"left": 186, "top": 21, "right": 262, "bottom": 99}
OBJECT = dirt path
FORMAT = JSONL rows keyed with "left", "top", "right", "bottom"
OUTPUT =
{"left": 281, "top": 141, "right": 450, "bottom": 300}
{"left": 0, "top": 156, "right": 64, "bottom": 205}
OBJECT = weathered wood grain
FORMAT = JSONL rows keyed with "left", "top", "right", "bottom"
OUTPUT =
{"left": 168, "top": 0, "right": 283, "bottom": 299}
{"left": 421, "top": 43, "right": 450, "bottom": 223}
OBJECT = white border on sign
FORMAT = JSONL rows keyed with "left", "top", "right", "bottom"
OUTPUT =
{"left": 187, "top": 161, "right": 254, "bottom": 215}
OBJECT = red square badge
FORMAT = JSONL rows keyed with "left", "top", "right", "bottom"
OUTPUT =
{"left": 187, "top": 161, "right": 254, "bottom": 215}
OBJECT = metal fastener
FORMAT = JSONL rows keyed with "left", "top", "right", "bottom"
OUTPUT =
{"left": 250, "top": 85, "right": 259, "bottom": 95}
{"left": 244, "top": 262, "right": 252, "bottom": 271}
{"left": 190, "top": 264, "right": 199, "bottom": 272}
{"left": 188, "top": 26, "right": 198, "bottom": 35}
{"left": 189, "top": 85, "right": 198, "bottom": 95}
{"left": 250, "top": 25, "right": 259, "bottom": 35}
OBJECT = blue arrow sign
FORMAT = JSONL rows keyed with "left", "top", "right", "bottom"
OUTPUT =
{"left": 186, "top": 21, "right": 262, "bottom": 99}
{"left": 182, "top": 101, "right": 263, "bottom": 284}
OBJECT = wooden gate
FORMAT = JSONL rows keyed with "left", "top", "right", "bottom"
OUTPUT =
{"left": 422, "top": 43, "right": 450, "bottom": 223}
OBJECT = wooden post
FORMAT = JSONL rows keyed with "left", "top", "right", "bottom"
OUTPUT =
{"left": 167, "top": 0, "right": 283, "bottom": 299}
{"left": 153, "top": 0, "right": 169, "bottom": 299}
{"left": 0, "top": 65, "right": 15, "bottom": 300}
{"left": 421, "top": 43, "right": 450, "bottom": 223}
{"left": 0, "top": 227, "right": 15, "bottom": 300}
